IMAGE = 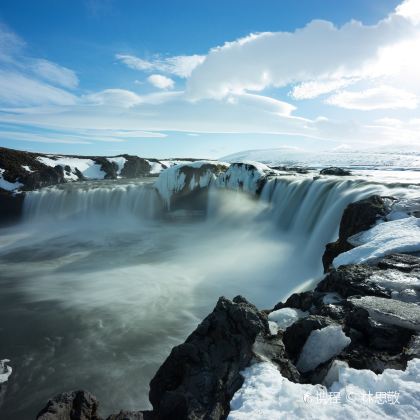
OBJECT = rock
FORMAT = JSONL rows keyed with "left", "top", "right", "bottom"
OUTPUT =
{"left": 283, "top": 315, "right": 334, "bottom": 362}
{"left": 120, "top": 156, "right": 151, "bottom": 178}
{"left": 348, "top": 296, "right": 420, "bottom": 332}
{"left": 106, "top": 411, "right": 154, "bottom": 420}
{"left": 377, "top": 253, "right": 420, "bottom": 272}
{"left": 36, "top": 390, "right": 101, "bottom": 420}
{"left": 273, "top": 291, "right": 315, "bottom": 312}
{"left": 0, "top": 189, "right": 24, "bottom": 225}
{"left": 148, "top": 295, "right": 269, "bottom": 420}
{"left": 319, "top": 167, "right": 351, "bottom": 176}
{"left": 316, "top": 265, "right": 391, "bottom": 298}
{"left": 322, "top": 195, "right": 391, "bottom": 271}
{"left": 404, "top": 335, "right": 420, "bottom": 360}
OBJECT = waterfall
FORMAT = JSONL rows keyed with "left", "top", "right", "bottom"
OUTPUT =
{"left": 23, "top": 181, "right": 162, "bottom": 223}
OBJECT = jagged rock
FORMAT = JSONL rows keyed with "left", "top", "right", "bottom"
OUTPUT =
{"left": 283, "top": 315, "right": 334, "bottom": 362}
{"left": 319, "top": 167, "right": 351, "bottom": 176}
{"left": 93, "top": 157, "right": 119, "bottom": 179}
{"left": 253, "top": 333, "right": 301, "bottom": 383}
{"left": 273, "top": 291, "right": 315, "bottom": 312}
{"left": 348, "top": 296, "right": 420, "bottom": 332}
{"left": 322, "top": 195, "right": 391, "bottom": 271}
{"left": 148, "top": 295, "right": 269, "bottom": 420}
{"left": 404, "top": 335, "right": 420, "bottom": 360}
{"left": 106, "top": 411, "right": 154, "bottom": 420}
{"left": 36, "top": 390, "right": 101, "bottom": 420}
{"left": 316, "top": 265, "right": 391, "bottom": 298}
{"left": 377, "top": 253, "right": 420, "bottom": 272}
{"left": 120, "top": 156, "right": 151, "bottom": 178}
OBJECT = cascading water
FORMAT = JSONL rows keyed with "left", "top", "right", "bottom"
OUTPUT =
{"left": 23, "top": 179, "right": 162, "bottom": 223}
{"left": 0, "top": 173, "right": 405, "bottom": 419}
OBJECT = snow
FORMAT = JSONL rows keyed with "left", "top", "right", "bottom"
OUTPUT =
{"left": 221, "top": 148, "right": 420, "bottom": 170}
{"left": 349, "top": 296, "right": 420, "bottom": 332}
{"left": 216, "top": 161, "right": 274, "bottom": 194}
{"left": 322, "top": 293, "right": 342, "bottom": 305}
{"left": 0, "top": 360, "right": 12, "bottom": 384}
{"left": 229, "top": 358, "right": 420, "bottom": 420}
{"left": 268, "top": 307, "right": 308, "bottom": 330}
{"left": 333, "top": 217, "right": 420, "bottom": 267}
{"left": 296, "top": 325, "right": 351, "bottom": 373}
{"left": 146, "top": 160, "right": 167, "bottom": 175}
{"left": 37, "top": 156, "right": 106, "bottom": 180}
{"left": 107, "top": 157, "right": 127, "bottom": 176}
{"left": 154, "top": 160, "right": 229, "bottom": 207}
{"left": 22, "top": 165, "right": 33, "bottom": 173}
{"left": 0, "top": 168, "right": 23, "bottom": 191}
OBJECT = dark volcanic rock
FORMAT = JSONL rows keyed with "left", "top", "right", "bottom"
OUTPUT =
{"left": 36, "top": 390, "right": 101, "bottom": 420}
{"left": 316, "top": 265, "right": 391, "bottom": 298}
{"left": 273, "top": 291, "right": 315, "bottom": 312}
{"left": 319, "top": 167, "right": 351, "bottom": 176}
{"left": 322, "top": 195, "right": 391, "bottom": 271}
{"left": 377, "top": 253, "right": 420, "bottom": 272}
{"left": 148, "top": 295, "right": 269, "bottom": 420}
{"left": 283, "top": 315, "right": 334, "bottom": 362}
{"left": 106, "top": 411, "right": 154, "bottom": 420}
{"left": 120, "top": 156, "right": 151, "bottom": 178}
{"left": 0, "top": 188, "right": 24, "bottom": 225}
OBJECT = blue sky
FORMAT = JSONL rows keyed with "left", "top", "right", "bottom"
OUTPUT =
{"left": 0, "top": 0, "right": 419, "bottom": 158}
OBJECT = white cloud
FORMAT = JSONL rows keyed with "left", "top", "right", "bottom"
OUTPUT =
{"left": 186, "top": 2, "right": 418, "bottom": 99}
{"left": 84, "top": 89, "right": 142, "bottom": 108}
{"left": 30, "top": 59, "right": 79, "bottom": 89}
{"left": 396, "top": 0, "right": 420, "bottom": 24}
{"left": 116, "top": 53, "right": 205, "bottom": 78}
{"left": 0, "top": 70, "right": 77, "bottom": 106}
{"left": 147, "top": 74, "right": 174, "bottom": 89}
{"left": 326, "top": 85, "right": 418, "bottom": 110}
{"left": 290, "top": 78, "right": 357, "bottom": 100}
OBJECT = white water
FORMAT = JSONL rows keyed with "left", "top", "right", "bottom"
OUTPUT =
{"left": 0, "top": 174, "right": 412, "bottom": 419}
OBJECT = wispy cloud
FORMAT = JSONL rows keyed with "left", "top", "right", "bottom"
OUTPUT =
{"left": 147, "top": 74, "right": 174, "bottom": 89}
{"left": 115, "top": 53, "right": 205, "bottom": 78}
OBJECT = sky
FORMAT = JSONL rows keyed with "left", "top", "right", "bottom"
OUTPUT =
{"left": 0, "top": 0, "right": 419, "bottom": 158}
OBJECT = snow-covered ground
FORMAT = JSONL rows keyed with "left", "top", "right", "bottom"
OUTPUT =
{"left": 229, "top": 359, "right": 420, "bottom": 420}
{"left": 221, "top": 148, "right": 420, "bottom": 170}
{"left": 37, "top": 156, "right": 106, "bottom": 180}
{"left": 333, "top": 217, "right": 420, "bottom": 267}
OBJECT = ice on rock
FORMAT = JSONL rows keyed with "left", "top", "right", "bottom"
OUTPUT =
{"left": 0, "top": 360, "right": 12, "bottom": 384}
{"left": 0, "top": 168, "right": 23, "bottom": 191}
{"left": 296, "top": 325, "right": 351, "bottom": 373}
{"left": 333, "top": 217, "right": 420, "bottom": 267}
{"left": 107, "top": 157, "right": 127, "bottom": 176}
{"left": 349, "top": 296, "right": 420, "bottom": 332}
{"left": 154, "top": 161, "right": 229, "bottom": 207}
{"left": 215, "top": 161, "right": 274, "bottom": 194}
{"left": 268, "top": 307, "right": 308, "bottom": 330}
{"left": 229, "top": 358, "right": 420, "bottom": 420}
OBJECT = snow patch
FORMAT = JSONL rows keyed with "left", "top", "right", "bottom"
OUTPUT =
{"left": 229, "top": 359, "right": 420, "bottom": 419}
{"left": 268, "top": 307, "right": 308, "bottom": 330}
{"left": 0, "top": 359, "right": 12, "bottom": 384}
{"left": 333, "top": 217, "right": 420, "bottom": 267}
{"left": 296, "top": 325, "right": 351, "bottom": 373}
{"left": 0, "top": 169, "right": 23, "bottom": 191}
{"left": 107, "top": 157, "right": 127, "bottom": 176}
{"left": 22, "top": 165, "right": 34, "bottom": 173}
{"left": 37, "top": 156, "right": 106, "bottom": 180}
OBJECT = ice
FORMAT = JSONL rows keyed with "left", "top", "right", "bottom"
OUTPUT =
{"left": 333, "top": 217, "right": 420, "bottom": 267}
{"left": 154, "top": 161, "right": 229, "bottom": 207}
{"left": 0, "top": 360, "right": 12, "bottom": 384}
{"left": 296, "top": 325, "right": 351, "bottom": 373}
{"left": 229, "top": 358, "right": 420, "bottom": 420}
{"left": 21, "top": 165, "right": 33, "bottom": 173}
{"left": 0, "top": 169, "right": 23, "bottom": 191}
{"left": 268, "top": 307, "right": 308, "bottom": 330}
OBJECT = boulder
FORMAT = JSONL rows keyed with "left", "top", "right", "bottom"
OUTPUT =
{"left": 319, "top": 167, "right": 351, "bottom": 176}
{"left": 148, "top": 295, "right": 269, "bottom": 420}
{"left": 322, "top": 195, "right": 390, "bottom": 271}
{"left": 36, "top": 390, "right": 101, "bottom": 420}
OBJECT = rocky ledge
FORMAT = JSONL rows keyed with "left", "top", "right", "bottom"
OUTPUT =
{"left": 35, "top": 253, "right": 420, "bottom": 419}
